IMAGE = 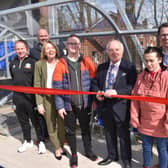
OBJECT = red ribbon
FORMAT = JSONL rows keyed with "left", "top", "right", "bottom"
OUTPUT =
{"left": 0, "top": 85, "right": 168, "bottom": 105}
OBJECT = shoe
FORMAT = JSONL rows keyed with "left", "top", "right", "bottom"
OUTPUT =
{"left": 98, "top": 157, "right": 118, "bottom": 165}
{"left": 55, "top": 154, "right": 62, "bottom": 160}
{"left": 152, "top": 164, "right": 159, "bottom": 168}
{"left": 70, "top": 155, "right": 78, "bottom": 168}
{"left": 61, "top": 151, "right": 67, "bottom": 156}
{"left": 38, "top": 141, "right": 46, "bottom": 154}
{"left": 85, "top": 152, "right": 98, "bottom": 161}
{"left": 55, "top": 148, "right": 63, "bottom": 160}
{"left": 123, "top": 163, "right": 132, "bottom": 168}
{"left": 17, "top": 140, "right": 33, "bottom": 153}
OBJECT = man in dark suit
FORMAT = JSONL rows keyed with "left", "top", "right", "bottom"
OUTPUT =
{"left": 95, "top": 39, "right": 137, "bottom": 168}
{"left": 30, "top": 28, "right": 49, "bottom": 61}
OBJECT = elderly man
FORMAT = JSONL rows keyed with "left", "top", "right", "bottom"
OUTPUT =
{"left": 95, "top": 39, "right": 137, "bottom": 168}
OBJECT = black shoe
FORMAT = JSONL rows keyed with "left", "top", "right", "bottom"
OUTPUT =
{"left": 70, "top": 155, "right": 78, "bottom": 168}
{"left": 55, "top": 154, "right": 62, "bottom": 160}
{"left": 61, "top": 151, "right": 67, "bottom": 156}
{"left": 85, "top": 152, "right": 98, "bottom": 161}
{"left": 123, "top": 163, "right": 132, "bottom": 168}
{"left": 98, "top": 157, "right": 118, "bottom": 166}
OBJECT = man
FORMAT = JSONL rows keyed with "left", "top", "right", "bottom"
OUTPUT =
{"left": 10, "top": 40, "right": 46, "bottom": 154}
{"left": 30, "top": 28, "right": 49, "bottom": 60}
{"left": 53, "top": 34, "right": 97, "bottom": 168}
{"left": 30, "top": 28, "right": 49, "bottom": 140}
{"left": 153, "top": 22, "right": 168, "bottom": 168}
{"left": 158, "top": 23, "right": 168, "bottom": 65}
{"left": 95, "top": 39, "right": 137, "bottom": 168}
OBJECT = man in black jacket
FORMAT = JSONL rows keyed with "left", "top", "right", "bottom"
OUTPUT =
{"left": 30, "top": 28, "right": 49, "bottom": 60}
{"left": 10, "top": 40, "right": 46, "bottom": 154}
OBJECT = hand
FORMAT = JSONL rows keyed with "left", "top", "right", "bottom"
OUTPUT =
{"left": 58, "top": 108, "right": 67, "bottom": 119}
{"left": 37, "top": 104, "right": 45, "bottom": 115}
{"left": 96, "top": 90, "right": 104, "bottom": 101}
{"left": 104, "top": 89, "right": 117, "bottom": 98}
{"left": 130, "top": 117, "right": 140, "bottom": 128}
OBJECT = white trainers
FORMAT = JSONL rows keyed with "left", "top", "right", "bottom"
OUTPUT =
{"left": 38, "top": 141, "right": 46, "bottom": 154}
{"left": 17, "top": 140, "right": 33, "bottom": 153}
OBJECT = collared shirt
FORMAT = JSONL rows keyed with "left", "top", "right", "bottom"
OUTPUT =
{"left": 105, "top": 60, "right": 121, "bottom": 90}
{"left": 162, "top": 51, "right": 168, "bottom": 66}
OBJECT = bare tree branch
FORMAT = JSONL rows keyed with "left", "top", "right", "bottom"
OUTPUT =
{"left": 135, "top": 0, "right": 144, "bottom": 23}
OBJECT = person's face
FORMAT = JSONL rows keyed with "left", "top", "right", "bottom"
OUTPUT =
{"left": 44, "top": 43, "right": 56, "bottom": 60}
{"left": 106, "top": 40, "right": 123, "bottom": 63}
{"left": 66, "top": 36, "right": 81, "bottom": 56}
{"left": 159, "top": 27, "right": 168, "bottom": 49}
{"left": 38, "top": 29, "right": 49, "bottom": 45}
{"left": 15, "top": 42, "right": 28, "bottom": 60}
{"left": 144, "top": 52, "right": 162, "bottom": 72}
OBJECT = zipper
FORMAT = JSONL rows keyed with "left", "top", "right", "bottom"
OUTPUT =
{"left": 19, "top": 60, "right": 23, "bottom": 69}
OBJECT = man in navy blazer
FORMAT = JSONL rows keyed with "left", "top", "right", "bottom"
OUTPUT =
{"left": 95, "top": 39, "right": 137, "bottom": 168}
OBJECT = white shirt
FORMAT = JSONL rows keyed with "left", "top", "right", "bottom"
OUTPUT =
{"left": 46, "top": 62, "right": 57, "bottom": 88}
{"left": 67, "top": 55, "right": 79, "bottom": 62}
{"left": 162, "top": 51, "right": 168, "bottom": 66}
{"left": 105, "top": 60, "right": 121, "bottom": 89}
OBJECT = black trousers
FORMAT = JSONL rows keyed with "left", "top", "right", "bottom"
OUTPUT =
{"left": 14, "top": 96, "right": 44, "bottom": 142}
{"left": 38, "top": 114, "right": 49, "bottom": 139}
{"left": 64, "top": 106, "right": 92, "bottom": 155}
{"left": 102, "top": 110, "right": 132, "bottom": 164}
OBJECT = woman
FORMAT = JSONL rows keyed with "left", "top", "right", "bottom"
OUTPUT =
{"left": 34, "top": 40, "right": 65, "bottom": 159}
{"left": 131, "top": 46, "right": 168, "bottom": 168}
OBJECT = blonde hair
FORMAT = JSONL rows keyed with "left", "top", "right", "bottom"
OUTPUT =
{"left": 41, "top": 40, "right": 60, "bottom": 60}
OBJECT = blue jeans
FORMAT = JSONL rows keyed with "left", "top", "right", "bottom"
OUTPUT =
{"left": 141, "top": 134, "right": 168, "bottom": 168}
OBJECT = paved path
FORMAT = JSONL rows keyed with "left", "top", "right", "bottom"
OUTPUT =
{"left": 0, "top": 105, "right": 158, "bottom": 168}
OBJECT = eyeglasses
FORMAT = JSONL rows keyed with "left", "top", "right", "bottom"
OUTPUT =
{"left": 67, "top": 42, "right": 80, "bottom": 46}
{"left": 160, "top": 34, "right": 168, "bottom": 38}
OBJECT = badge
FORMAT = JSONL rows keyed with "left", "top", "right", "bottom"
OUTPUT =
{"left": 24, "top": 63, "right": 31, "bottom": 69}
{"left": 12, "top": 64, "right": 16, "bottom": 69}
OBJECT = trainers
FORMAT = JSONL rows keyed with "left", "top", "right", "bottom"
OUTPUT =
{"left": 38, "top": 141, "right": 46, "bottom": 154}
{"left": 17, "top": 140, "right": 33, "bottom": 153}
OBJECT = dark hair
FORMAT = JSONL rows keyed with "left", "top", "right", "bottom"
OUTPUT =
{"left": 144, "top": 46, "right": 162, "bottom": 58}
{"left": 158, "top": 22, "right": 168, "bottom": 35}
{"left": 67, "top": 34, "right": 81, "bottom": 41}
{"left": 144, "top": 46, "right": 166, "bottom": 69}
{"left": 15, "top": 39, "right": 29, "bottom": 49}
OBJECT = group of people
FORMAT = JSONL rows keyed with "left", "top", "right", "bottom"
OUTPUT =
{"left": 9, "top": 23, "right": 168, "bottom": 168}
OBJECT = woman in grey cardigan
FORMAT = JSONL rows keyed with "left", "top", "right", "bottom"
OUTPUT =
{"left": 34, "top": 40, "right": 65, "bottom": 160}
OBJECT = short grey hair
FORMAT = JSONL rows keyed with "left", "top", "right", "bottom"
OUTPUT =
{"left": 106, "top": 39, "right": 124, "bottom": 51}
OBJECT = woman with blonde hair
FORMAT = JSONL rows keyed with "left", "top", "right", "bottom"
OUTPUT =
{"left": 34, "top": 40, "right": 65, "bottom": 159}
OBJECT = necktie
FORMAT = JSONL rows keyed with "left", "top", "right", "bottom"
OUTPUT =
{"left": 106, "top": 64, "right": 115, "bottom": 90}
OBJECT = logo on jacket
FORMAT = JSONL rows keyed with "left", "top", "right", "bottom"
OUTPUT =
{"left": 24, "top": 63, "right": 32, "bottom": 69}
{"left": 12, "top": 64, "right": 16, "bottom": 69}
